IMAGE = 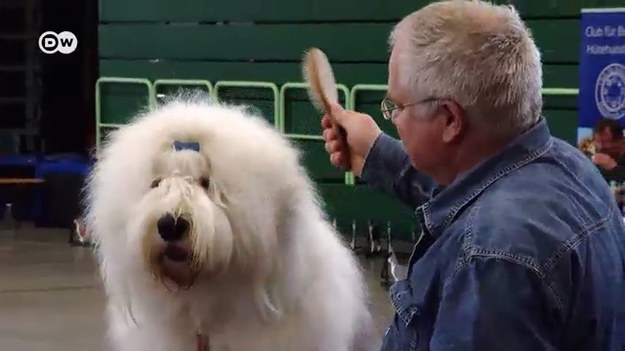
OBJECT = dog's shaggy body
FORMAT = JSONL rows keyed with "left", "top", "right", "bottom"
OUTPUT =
{"left": 84, "top": 95, "right": 379, "bottom": 351}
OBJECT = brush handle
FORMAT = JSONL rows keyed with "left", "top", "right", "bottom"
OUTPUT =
{"left": 328, "top": 113, "right": 351, "bottom": 171}
{"left": 317, "top": 92, "right": 352, "bottom": 170}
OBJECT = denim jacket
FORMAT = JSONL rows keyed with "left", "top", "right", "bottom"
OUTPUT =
{"left": 360, "top": 119, "right": 625, "bottom": 350}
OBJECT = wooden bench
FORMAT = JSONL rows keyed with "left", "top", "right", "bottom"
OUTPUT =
{"left": 0, "top": 178, "right": 44, "bottom": 185}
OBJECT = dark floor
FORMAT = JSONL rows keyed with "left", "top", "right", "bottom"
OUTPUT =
{"left": 0, "top": 224, "right": 396, "bottom": 350}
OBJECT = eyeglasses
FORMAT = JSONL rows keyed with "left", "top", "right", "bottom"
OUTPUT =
{"left": 380, "top": 96, "right": 440, "bottom": 120}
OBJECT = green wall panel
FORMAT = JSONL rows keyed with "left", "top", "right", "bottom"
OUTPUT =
{"left": 100, "top": 0, "right": 625, "bottom": 22}
{"left": 98, "top": 84, "right": 151, "bottom": 125}
{"left": 544, "top": 64, "right": 579, "bottom": 89}
{"left": 99, "top": 19, "right": 578, "bottom": 63}
{"left": 100, "top": 0, "right": 427, "bottom": 23}
{"left": 213, "top": 87, "right": 277, "bottom": 125}
{"left": 99, "top": 59, "right": 388, "bottom": 88}
{"left": 316, "top": 183, "right": 418, "bottom": 241}
{"left": 290, "top": 139, "right": 345, "bottom": 182}
{"left": 509, "top": 0, "right": 625, "bottom": 18}
{"left": 351, "top": 185, "right": 418, "bottom": 241}
{"left": 282, "top": 88, "right": 348, "bottom": 135}
{"left": 283, "top": 101, "right": 325, "bottom": 135}
{"left": 99, "top": 59, "right": 579, "bottom": 90}
{"left": 544, "top": 110, "right": 579, "bottom": 146}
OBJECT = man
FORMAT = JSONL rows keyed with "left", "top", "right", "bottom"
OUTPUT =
{"left": 590, "top": 118, "right": 625, "bottom": 171}
{"left": 321, "top": 1, "right": 625, "bottom": 350}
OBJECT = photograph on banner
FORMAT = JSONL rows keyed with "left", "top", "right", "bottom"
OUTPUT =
{"left": 578, "top": 8, "right": 625, "bottom": 144}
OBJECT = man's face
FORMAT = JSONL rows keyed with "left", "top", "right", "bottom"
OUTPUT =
{"left": 387, "top": 43, "right": 449, "bottom": 176}
{"left": 594, "top": 127, "right": 614, "bottom": 150}
{"left": 594, "top": 127, "right": 621, "bottom": 156}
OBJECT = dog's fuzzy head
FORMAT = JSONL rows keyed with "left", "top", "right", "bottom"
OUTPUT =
{"left": 85, "top": 94, "right": 313, "bottom": 295}
{"left": 132, "top": 139, "right": 232, "bottom": 289}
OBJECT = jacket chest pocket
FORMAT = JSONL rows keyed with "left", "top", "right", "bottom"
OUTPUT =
{"left": 381, "top": 280, "right": 423, "bottom": 351}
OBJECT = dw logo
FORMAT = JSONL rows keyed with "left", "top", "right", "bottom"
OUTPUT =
{"left": 38, "top": 31, "right": 78, "bottom": 54}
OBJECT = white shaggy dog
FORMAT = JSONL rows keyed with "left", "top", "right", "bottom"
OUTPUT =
{"left": 84, "top": 94, "right": 379, "bottom": 351}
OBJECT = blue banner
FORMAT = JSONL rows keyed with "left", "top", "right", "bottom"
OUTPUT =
{"left": 578, "top": 8, "right": 625, "bottom": 142}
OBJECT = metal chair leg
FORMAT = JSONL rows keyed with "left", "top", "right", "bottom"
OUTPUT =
{"left": 0, "top": 203, "right": 16, "bottom": 235}
{"left": 350, "top": 219, "right": 357, "bottom": 251}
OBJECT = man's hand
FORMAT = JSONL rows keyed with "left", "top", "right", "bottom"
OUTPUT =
{"left": 321, "top": 103, "right": 382, "bottom": 177}
{"left": 592, "top": 153, "right": 617, "bottom": 170}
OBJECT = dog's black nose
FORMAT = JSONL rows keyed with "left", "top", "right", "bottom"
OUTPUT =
{"left": 157, "top": 214, "right": 189, "bottom": 241}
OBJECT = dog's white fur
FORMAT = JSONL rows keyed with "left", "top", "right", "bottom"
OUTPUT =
{"left": 84, "top": 94, "right": 379, "bottom": 351}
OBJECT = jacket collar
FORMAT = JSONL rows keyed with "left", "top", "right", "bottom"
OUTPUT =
{"left": 419, "top": 118, "right": 553, "bottom": 237}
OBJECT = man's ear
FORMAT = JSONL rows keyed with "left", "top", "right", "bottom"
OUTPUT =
{"left": 441, "top": 100, "right": 466, "bottom": 143}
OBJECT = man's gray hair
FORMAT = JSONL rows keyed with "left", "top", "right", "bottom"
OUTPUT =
{"left": 389, "top": 0, "right": 543, "bottom": 136}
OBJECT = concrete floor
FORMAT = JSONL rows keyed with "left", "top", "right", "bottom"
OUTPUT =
{"left": 0, "top": 224, "right": 396, "bottom": 350}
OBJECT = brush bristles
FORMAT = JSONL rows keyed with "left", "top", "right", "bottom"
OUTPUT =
{"left": 302, "top": 47, "right": 339, "bottom": 114}
{"left": 302, "top": 57, "right": 324, "bottom": 112}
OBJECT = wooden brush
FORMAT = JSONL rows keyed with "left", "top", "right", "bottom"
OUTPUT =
{"left": 302, "top": 47, "right": 338, "bottom": 115}
{"left": 302, "top": 47, "right": 350, "bottom": 168}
